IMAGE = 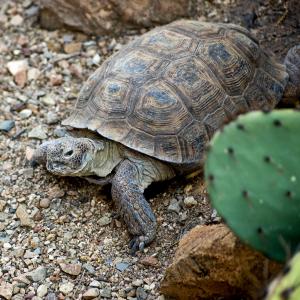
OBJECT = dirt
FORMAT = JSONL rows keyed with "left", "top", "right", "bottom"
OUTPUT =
{"left": 0, "top": 0, "right": 299, "bottom": 299}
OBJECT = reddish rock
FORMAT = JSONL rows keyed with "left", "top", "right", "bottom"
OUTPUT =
{"left": 139, "top": 256, "right": 160, "bottom": 267}
{"left": 40, "top": 0, "right": 195, "bottom": 36}
{"left": 15, "top": 70, "right": 27, "bottom": 87}
{"left": 161, "top": 224, "right": 282, "bottom": 300}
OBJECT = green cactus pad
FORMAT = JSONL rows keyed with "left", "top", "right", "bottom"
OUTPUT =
{"left": 204, "top": 109, "right": 300, "bottom": 262}
{"left": 266, "top": 250, "right": 300, "bottom": 300}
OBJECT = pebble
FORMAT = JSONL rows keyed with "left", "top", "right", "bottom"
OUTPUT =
{"left": 50, "top": 74, "right": 63, "bottom": 86}
{"left": 136, "top": 287, "right": 148, "bottom": 300}
{"left": 19, "top": 109, "right": 32, "bottom": 119}
{"left": 100, "top": 287, "right": 112, "bottom": 298}
{"left": 46, "top": 112, "right": 59, "bottom": 124}
{"left": 37, "top": 284, "right": 48, "bottom": 297}
{"left": 39, "top": 198, "right": 51, "bottom": 208}
{"left": 28, "top": 125, "right": 47, "bottom": 139}
{"left": 25, "top": 146, "right": 35, "bottom": 161}
{"left": 184, "top": 196, "right": 197, "bottom": 207}
{"left": 167, "top": 198, "right": 181, "bottom": 214}
{"left": 139, "top": 256, "right": 159, "bottom": 267}
{"left": 10, "top": 15, "right": 24, "bottom": 26}
{"left": 115, "top": 262, "right": 130, "bottom": 272}
{"left": 41, "top": 94, "right": 55, "bottom": 106}
{"left": 92, "top": 53, "right": 101, "bottom": 64}
{"left": 98, "top": 215, "right": 111, "bottom": 226}
{"left": 7, "top": 59, "right": 28, "bottom": 76}
{"left": 16, "top": 204, "right": 34, "bottom": 227}
{"left": 59, "top": 263, "right": 82, "bottom": 276}
{"left": 83, "top": 263, "right": 95, "bottom": 274}
{"left": 132, "top": 279, "right": 143, "bottom": 287}
{"left": 82, "top": 288, "right": 99, "bottom": 299}
{"left": 0, "top": 282, "right": 13, "bottom": 300}
{"left": 45, "top": 293, "right": 57, "bottom": 300}
{"left": 26, "top": 266, "right": 47, "bottom": 282}
{"left": 59, "top": 282, "right": 74, "bottom": 295}
{"left": 89, "top": 280, "right": 102, "bottom": 288}
{"left": 15, "top": 70, "right": 27, "bottom": 87}
{"left": 0, "top": 120, "right": 15, "bottom": 132}
{"left": 27, "top": 68, "right": 40, "bottom": 81}
{"left": 64, "top": 42, "right": 82, "bottom": 54}
{"left": 0, "top": 200, "right": 6, "bottom": 211}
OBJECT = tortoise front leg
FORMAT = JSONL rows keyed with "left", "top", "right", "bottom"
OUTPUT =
{"left": 111, "top": 159, "right": 157, "bottom": 253}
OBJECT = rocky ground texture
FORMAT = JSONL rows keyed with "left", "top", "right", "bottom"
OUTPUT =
{"left": 0, "top": 0, "right": 299, "bottom": 299}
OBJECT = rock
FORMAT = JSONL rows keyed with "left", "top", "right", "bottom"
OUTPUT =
{"left": 28, "top": 68, "right": 40, "bottom": 81}
{"left": 40, "top": 0, "right": 195, "bottom": 35}
{"left": 59, "top": 263, "right": 82, "bottom": 276}
{"left": 49, "top": 73, "right": 63, "bottom": 86}
{"left": 82, "top": 288, "right": 99, "bottom": 299}
{"left": 19, "top": 109, "right": 32, "bottom": 119}
{"left": 41, "top": 94, "right": 55, "bottom": 106}
{"left": 26, "top": 266, "right": 47, "bottom": 282}
{"left": 132, "top": 279, "right": 143, "bottom": 287}
{"left": 161, "top": 224, "right": 282, "bottom": 300}
{"left": 139, "top": 256, "right": 159, "bottom": 267}
{"left": 183, "top": 196, "right": 197, "bottom": 207}
{"left": 37, "top": 284, "right": 48, "bottom": 297}
{"left": 136, "top": 287, "right": 148, "bottom": 300}
{"left": 45, "top": 293, "right": 57, "bottom": 300}
{"left": 7, "top": 59, "right": 28, "bottom": 76}
{"left": 10, "top": 15, "right": 24, "bottom": 26}
{"left": 115, "top": 262, "right": 130, "bottom": 272}
{"left": 46, "top": 112, "right": 59, "bottom": 124}
{"left": 0, "top": 200, "right": 6, "bottom": 211}
{"left": 28, "top": 125, "right": 47, "bottom": 139}
{"left": 92, "top": 53, "right": 101, "bottom": 65}
{"left": 0, "top": 282, "right": 13, "bottom": 299}
{"left": 16, "top": 204, "right": 34, "bottom": 227}
{"left": 39, "top": 198, "right": 50, "bottom": 208}
{"left": 100, "top": 287, "right": 112, "bottom": 298}
{"left": 64, "top": 42, "right": 82, "bottom": 54}
{"left": 167, "top": 198, "right": 181, "bottom": 214}
{"left": 98, "top": 215, "right": 111, "bottom": 226}
{"left": 59, "top": 282, "right": 74, "bottom": 295}
{"left": 15, "top": 70, "right": 27, "bottom": 87}
{"left": 0, "top": 120, "right": 15, "bottom": 132}
{"left": 83, "top": 263, "right": 95, "bottom": 274}
{"left": 25, "top": 146, "right": 35, "bottom": 161}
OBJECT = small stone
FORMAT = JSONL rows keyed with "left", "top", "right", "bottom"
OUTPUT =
{"left": 64, "top": 42, "right": 81, "bottom": 54}
{"left": 132, "top": 279, "right": 143, "bottom": 287}
{"left": 0, "top": 120, "right": 15, "bottom": 132}
{"left": 100, "top": 287, "right": 111, "bottom": 298}
{"left": 41, "top": 95, "right": 55, "bottom": 106}
{"left": 25, "top": 146, "right": 35, "bottom": 161}
{"left": 115, "top": 262, "right": 130, "bottom": 272}
{"left": 48, "top": 186, "right": 65, "bottom": 199}
{"left": 19, "top": 109, "right": 32, "bottom": 119}
{"left": 89, "top": 280, "right": 102, "bottom": 288}
{"left": 37, "top": 284, "right": 48, "bottom": 297}
{"left": 28, "top": 68, "right": 40, "bottom": 81}
{"left": 98, "top": 215, "right": 111, "bottom": 226}
{"left": 184, "top": 196, "right": 197, "bottom": 207}
{"left": 46, "top": 112, "right": 59, "bottom": 124}
{"left": 3, "top": 242, "right": 12, "bottom": 249}
{"left": 83, "top": 263, "right": 95, "bottom": 274}
{"left": 167, "top": 198, "right": 181, "bottom": 214}
{"left": 139, "top": 256, "right": 159, "bottom": 267}
{"left": 59, "top": 282, "right": 74, "bottom": 295}
{"left": 184, "top": 184, "right": 193, "bottom": 194}
{"left": 15, "top": 70, "right": 27, "bottom": 87}
{"left": 59, "top": 263, "right": 82, "bottom": 276}
{"left": 53, "top": 127, "right": 67, "bottom": 137}
{"left": 39, "top": 198, "right": 50, "bottom": 209}
{"left": 16, "top": 204, "right": 34, "bottom": 227}
{"left": 28, "top": 125, "right": 47, "bottom": 139}
{"left": 92, "top": 53, "right": 101, "bottom": 65}
{"left": 10, "top": 15, "right": 24, "bottom": 26}
{"left": 82, "top": 288, "right": 99, "bottom": 299}
{"left": 136, "top": 287, "right": 148, "bottom": 300}
{"left": 50, "top": 74, "right": 63, "bottom": 86}
{"left": 0, "top": 282, "right": 13, "bottom": 299}
{"left": 7, "top": 59, "right": 28, "bottom": 76}
{"left": 45, "top": 293, "right": 57, "bottom": 300}
{"left": 0, "top": 200, "right": 6, "bottom": 211}
{"left": 27, "top": 266, "right": 47, "bottom": 282}
{"left": 0, "top": 212, "right": 8, "bottom": 222}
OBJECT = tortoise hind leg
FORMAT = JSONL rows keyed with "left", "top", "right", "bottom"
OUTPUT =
{"left": 111, "top": 157, "right": 175, "bottom": 253}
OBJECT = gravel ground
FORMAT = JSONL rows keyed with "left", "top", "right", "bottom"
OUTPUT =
{"left": 0, "top": 0, "right": 299, "bottom": 299}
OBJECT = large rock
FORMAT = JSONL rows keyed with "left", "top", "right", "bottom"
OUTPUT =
{"left": 39, "top": 0, "right": 195, "bottom": 35}
{"left": 161, "top": 224, "right": 282, "bottom": 300}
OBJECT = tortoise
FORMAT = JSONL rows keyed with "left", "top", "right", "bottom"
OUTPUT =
{"left": 32, "top": 20, "right": 300, "bottom": 252}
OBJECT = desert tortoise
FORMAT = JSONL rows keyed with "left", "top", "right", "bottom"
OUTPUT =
{"left": 32, "top": 20, "right": 300, "bottom": 252}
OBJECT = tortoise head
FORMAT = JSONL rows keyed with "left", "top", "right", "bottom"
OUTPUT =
{"left": 32, "top": 137, "right": 104, "bottom": 176}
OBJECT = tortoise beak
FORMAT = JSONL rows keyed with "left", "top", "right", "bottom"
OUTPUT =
{"left": 30, "top": 141, "right": 50, "bottom": 167}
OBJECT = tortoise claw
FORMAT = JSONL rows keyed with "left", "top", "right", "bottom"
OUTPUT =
{"left": 129, "top": 236, "right": 146, "bottom": 255}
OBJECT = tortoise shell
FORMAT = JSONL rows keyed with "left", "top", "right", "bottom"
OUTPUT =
{"left": 62, "top": 20, "right": 289, "bottom": 164}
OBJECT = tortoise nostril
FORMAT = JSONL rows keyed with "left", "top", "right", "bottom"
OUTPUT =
{"left": 64, "top": 149, "right": 74, "bottom": 157}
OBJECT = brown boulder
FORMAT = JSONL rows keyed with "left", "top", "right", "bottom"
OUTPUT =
{"left": 161, "top": 224, "right": 282, "bottom": 300}
{"left": 39, "top": 0, "right": 195, "bottom": 35}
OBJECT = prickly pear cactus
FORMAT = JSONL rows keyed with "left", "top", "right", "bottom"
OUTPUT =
{"left": 204, "top": 109, "right": 300, "bottom": 262}
{"left": 266, "top": 250, "right": 300, "bottom": 300}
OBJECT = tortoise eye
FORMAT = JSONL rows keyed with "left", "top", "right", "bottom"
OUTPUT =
{"left": 64, "top": 150, "right": 74, "bottom": 157}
